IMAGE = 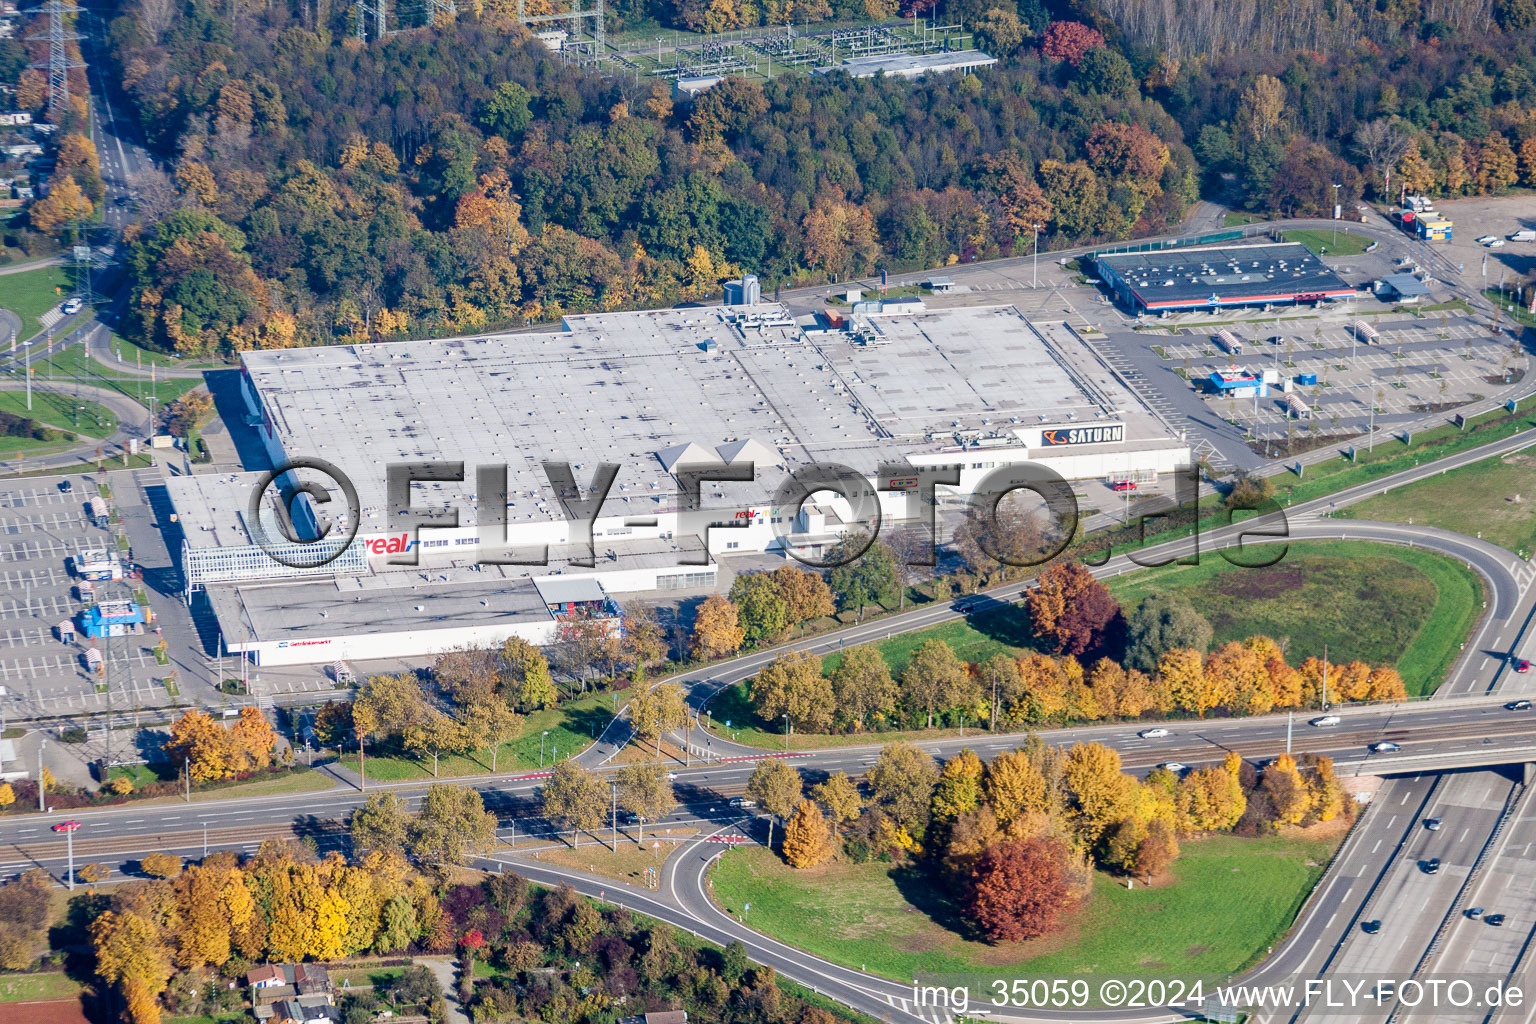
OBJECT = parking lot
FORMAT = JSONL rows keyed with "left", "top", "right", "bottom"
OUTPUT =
{"left": 1168, "top": 314, "right": 1518, "bottom": 439}
{"left": 0, "top": 475, "right": 185, "bottom": 717}
{"left": 1088, "top": 306, "right": 1524, "bottom": 465}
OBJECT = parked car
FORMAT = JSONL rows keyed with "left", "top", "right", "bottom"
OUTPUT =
{"left": 1506, "top": 700, "right": 1531, "bottom": 711}
{"left": 1109, "top": 480, "right": 1138, "bottom": 492}
{"left": 1311, "top": 715, "right": 1342, "bottom": 727}
{"left": 58, "top": 480, "right": 72, "bottom": 493}
{"left": 1476, "top": 235, "right": 1498, "bottom": 244}
{"left": 1372, "top": 741, "right": 1402, "bottom": 752}
{"left": 1426, "top": 818, "right": 1442, "bottom": 831}
{"left": 1487, "top": 239, "right": 1507, "bottom": 248}
{"left": 1138, "top": 728, "right": 1169, "bottom": 739}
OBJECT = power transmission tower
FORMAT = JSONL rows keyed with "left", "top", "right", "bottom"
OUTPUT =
{"left": 425, "top": 0, "right": 456, "bottom": 22}
{"left": 355, "top": 0, "right": 387, "bottom": 40}
{"left": 29, "top": 0, "right": 85, "bottom": 123}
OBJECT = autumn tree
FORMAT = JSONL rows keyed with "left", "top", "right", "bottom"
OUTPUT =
{"left": 830, "top": 644, "right": 897, "bottom": 730}
{"left": 692, "top": 594, "right": 745, "bottom": 660}
{"left": 403, "top": 711, "right": 472, "bottom": 777}
{"left": 729, "top": 571, "right": 791, "bottom": 643}
{"left": 352, "top": 673, "right": 430, "bottom": 748}
{"left": 542, "top": 760, "right": 609, "bottom": 845}
{"left": 1177, "top": 755, "right": 1247, "bottom": 832}
{"left": 967, "top": 838, "right": 1074, "bottom": 942}
{"left": 867, "top": 742, "right": 939, "bottom": 831}
{"left": 1261, "top": 754, "right": 1310, "bottom": 827}
{"left": 771, "top": 565, "right": 835, "bottom": 628}
{"left": 983, "top": 749, "right": 1049, "bottom": 834}
{"left": 687, "top": 77, "right": 769, "bottom": 143}
{"left": 1159, "top": 648, "right": 1218, "bottom": 717}
{"left": 1039, "top": 20, "right": 1104, "bottom": 65}
{"left": 91, "top": 910, "right": 173, "bottom": 1024}
{"left": 501, "top": 637, "right": 558, "bottom": 711}
{"left": 745, "top": 758, "right": 803, "bottom": 821}
{"left": 409, "top": 784, "right": 497, "bottom": 864}
{"left": 1241, "top": 74, "right": 1287, "bottom": 141}
{"left": 29, "top": 175, "right": 95, "bottom": 236}
{"left": 1060, "top": 743, "right": 1137, "bottom": 849}
{"left": 461, "top": 696, "right": 521, "bottom": 772}
{"left": 616, "top": 762, "right": 676, "bottom": 842}
{"left": 628, "top": 682, "right": 690, "bottom": 755}
{"left": 1133, "top": 819, "right": 1179, "bottom": 882}
{"left": 929, "top": 749, "right": 984, "bottom": 841}
{"left": 1026, "top": 562, "right": 1121, "bottom": 656}
{"left": 901, "top": 639, "right": 976, "bottom": 728}
{"left": 351, "top": 792, "right": 411, "bottom": 855}
{"left": 749, "top": 650, "right": 834, "bottom": 734}
{"left": 802, "top": 191, "right": 881, "bottom": 280}
{"left": 228, "top": 706, "right": 278, "bottom": 771}
{"left": 782, "top": 799, "right": 836, "bottom": 868}
{"left": 162, "top": 709, "right": 234, "bottom": 782}
{"left": 620, "top": 601, "right": 668, "bottom": 680}
{"left": 810, "top": 772, "right": 863, "bottom": 832}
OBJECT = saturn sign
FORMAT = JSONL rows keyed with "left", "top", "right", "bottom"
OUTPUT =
{"left": 1040, "top": 423, "right": 1125, "bottom": 447}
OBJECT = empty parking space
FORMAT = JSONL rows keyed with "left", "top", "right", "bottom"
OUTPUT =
{"left": 1103, "top": 312, "right": 1525, "bottom": 456}
{"left": 0, "top": 473, "right": 188, "bottom": 716}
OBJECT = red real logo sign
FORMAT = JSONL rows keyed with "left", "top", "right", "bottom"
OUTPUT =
{"left": 733, "top": 510, "right": 759, "bottom": 521}
{"left": 364, "top": 534, "right": 418, "bottom": 557}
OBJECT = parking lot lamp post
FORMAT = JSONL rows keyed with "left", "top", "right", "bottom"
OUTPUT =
{"left": 37, "top": 739, "right": 45, "bottom": 813}
{"left": 541, "top": 731, "right": 548, "bottom": 767}
{"left": 782, "top": 713, "right": 789, "bottom": 752}
{"left": 1331, "top": 184, "right": 1341, "bottom": 246}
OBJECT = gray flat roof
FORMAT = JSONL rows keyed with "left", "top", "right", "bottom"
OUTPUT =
{"left": 242, "top": 304, "right": 1165, "bottom": 524}
{"left": 1095, "top": 243, "right": 1352, "bottom": 308}
{"left": 534, "top": 578, "right": 607, "bottom": 604}
{"left": 822, "top": 50, "right": 998, "bottom": 78}
{"left": 1381, "top": 273, "right": 1429, "bottom": 297}
{"left": 207, "top": 564, "right": 551, "bottom": 642}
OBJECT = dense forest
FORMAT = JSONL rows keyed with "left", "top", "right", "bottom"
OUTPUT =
{"left": 4, "top": 0, "right": 1536, "bottom": 353}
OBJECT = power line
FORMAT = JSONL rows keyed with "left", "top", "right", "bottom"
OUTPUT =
{"left": 28, "top": 0, "right": 85, "bottom": 123}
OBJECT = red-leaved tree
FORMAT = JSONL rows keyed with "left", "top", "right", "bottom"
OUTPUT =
{"left": 1040, "top": 21, "right": 1105, "bottom": 66}
{"left": 1025, "top": 562, "right": 1122, "bottom": 656}
{"left": 967, "top": 837, "right": 1075, "bottom": 942}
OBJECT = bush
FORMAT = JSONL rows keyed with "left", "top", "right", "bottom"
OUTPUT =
{"left": 60, "top": 727, "right": 87, "bottom": 744}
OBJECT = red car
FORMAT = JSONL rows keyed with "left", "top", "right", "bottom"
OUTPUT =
{"left": 1513, "top": 658, "right": 1531, "bottom": 674}
{"left": 1109, "top": 481, "right": 1138, "bottom": 492}
{"left": 51, "top": 820, "right": 80, "bottom": 834}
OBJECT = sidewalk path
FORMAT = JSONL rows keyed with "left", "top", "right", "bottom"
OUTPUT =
{"left": 417, "top": 956, "right": 472, "bottom": 1024}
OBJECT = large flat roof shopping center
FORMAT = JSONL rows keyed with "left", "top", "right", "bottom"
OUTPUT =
{"left": 173, "top": 300, "right": 1192, "bottom": 666}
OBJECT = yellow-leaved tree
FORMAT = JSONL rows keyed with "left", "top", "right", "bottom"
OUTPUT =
{"left": 781, "top": 799, "right": 836, "bottom": 869}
